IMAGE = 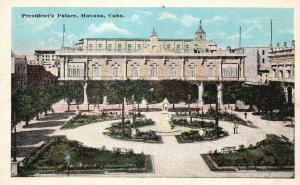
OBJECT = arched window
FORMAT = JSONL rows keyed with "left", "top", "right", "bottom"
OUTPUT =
{"left": 188, "top": 64, "right": 196, "bottom": 77}
{"left": 150, "top": 64, "right": 158, "bottom": 77}
{"left": 92, "top": 64, "right": 100, "bottom": 77}
{"left": 169, "top": 63, "right": 176, "bottom": 77}
{"left": 112, "top": 64, "right": 119, "bottom": 77}
{"left": 131, "top": 63, "right": 139, "bottom": 77}
{"left": 207, "top": 64, "right": 215, "bottom": 77}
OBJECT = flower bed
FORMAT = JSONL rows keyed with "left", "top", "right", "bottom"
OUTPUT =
{"left": 61, "top": 112, "right": 132, "bottom": 129}
{"left": 176, "top": 127, "right": 228, "bottom": 143}
{"left": 173, "top": 109, "right": 254, "bottom": 127}
{"left": 104, "top": 119, "right": 161, "bottom": 143}
{"left": 172, "top": 119, "right": 215, "bottom": 129}
{"left": 18, "top": 136, "right": 153, "bottom": 176}
{"left": 105, "top": 129, "right": 162, "bottom": 143}
{"left": 202, "top": 134, "right": 294, "bottom": 171}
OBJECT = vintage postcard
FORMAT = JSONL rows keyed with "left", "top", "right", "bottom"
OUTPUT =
{"left": 1, "top": 0, "right": 299, "bottom": 185}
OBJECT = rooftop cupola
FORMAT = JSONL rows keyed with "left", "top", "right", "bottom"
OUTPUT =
{"left": 150, "top": 26, "right": 158, "bottom": 42}
{"left": 195, "top": 20, "right": 206, "bottom": 41}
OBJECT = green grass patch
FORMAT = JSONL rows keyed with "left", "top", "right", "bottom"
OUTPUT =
{"left": 19, "top": 136, "right": 153, "bottom": 176}
{"left": 207, "top": 134, "right": 294, "bottom": 170}
{"left": 201, "top": 154, "right": 236, "bottom": 171}
{"left": 61, "top": 114, "right": 123, "bottom": 130}
{"left": 175, "top": 135, "right": 192, "bottom": 143}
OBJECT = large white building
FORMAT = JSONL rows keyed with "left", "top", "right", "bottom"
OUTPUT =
{"left": 55, "top": 21, "right": 246, "bottom": 105}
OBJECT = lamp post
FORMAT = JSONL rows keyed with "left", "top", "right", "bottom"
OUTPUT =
{"left": 201, "top": 106, "right": 204, "bottom": 122}
{"left": 132, "top": 95, "right": 136, "bottom": 129}
{"left": 12, "top": 112, "right": 17, "bottom": 162}
{"left": 215, "top": 88, "right": 225, "bottom": 138}
{"left": 121, "top": 97, "right": 125, "bottom": 136}
{"left": 188, "top": 94, "right": 192, "bottom": 124}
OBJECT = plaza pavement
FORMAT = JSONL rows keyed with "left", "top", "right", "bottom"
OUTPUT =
{"left": 16, "top": 102, "right": 294, "bottom": 178}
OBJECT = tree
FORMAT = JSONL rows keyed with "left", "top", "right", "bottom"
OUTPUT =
{"left": 153, "top": 80, "right": 196, "bottom": 108}
{"left": 63, "top": 82, "right": 83, "bottom": 111}
{"left": 87, "top": 81, "right": 107, "bottom": 107}
{"left": 13, "top": 89, "right": 35, "bottom": 125}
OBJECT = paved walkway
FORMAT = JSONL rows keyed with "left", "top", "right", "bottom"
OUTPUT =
{"left": 16, "top": 103, "right": 294, "bottom": 178}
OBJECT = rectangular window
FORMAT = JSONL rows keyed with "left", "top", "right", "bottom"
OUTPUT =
{"left": 167, "top": 44, "right": 171, "bottom": 50}
{"left": 286, "top": 70, "right": 291, "bottom": 78}
{"left": 108, "top": 44, "right": 112, "bottom": 52}
{"left": 128, "top": 44, "right": 132, "bottom": 52}
{"left": 118, "top": 44, "right": 122, "bottom": 52}
{"left": 176, "top": 45, "right": 181, "bottom": 52}
{"left": 272, "top": 69, "right": 276, "bottom": 78}
{"left": 262, "top": 50, "right": 265, "bottom": 55}
{"left": 262, "top": 58, "right": 265, "bottom": 63}
{"left": 112, "top": 67, "right": 118, "bottom": 77}
{"left": 186, "top": 45, "right": 190, "bottom": 52}
{"left": 138, "top": 44, "right": 142, "bottom": 50}
{"left": 89, "top": 44, "right": 93, "bottom": 51}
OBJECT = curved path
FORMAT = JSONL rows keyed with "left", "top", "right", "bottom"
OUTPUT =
{"left": 57, "top": 111, "right": 294, "bottom": 178}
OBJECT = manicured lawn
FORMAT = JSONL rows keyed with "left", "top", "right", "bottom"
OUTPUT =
{"left": 203, "top": 134, "right": 294, "bottom": 171}
{"left": 172, "top": 119, "right": 215, "bottom": 129}
{"left": 19, "top": 136, "right": 153, "bottom": 176}
{"left": 105, "top": 119, "right": 162, "bottom": 143}
{"left": 61, "top": 113, "right": 130, "bottom": 129}
{"left": 175, "top": 128, "right": 228, "bottom": 143}
{"left": 173, "top": 111, "right": 255, "bottom": 128}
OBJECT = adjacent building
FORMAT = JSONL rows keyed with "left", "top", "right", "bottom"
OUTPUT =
{"left": 268, "top": 41, "right": 295, "bottom": 103}
{"left": 11, "top": 51, "right": 27, "bottom": 93}
{"left": 232, "top": 47, "right": 270, "bottom": 84}
{"left": 34, "top": 50, "right": 60, "bottom": 76}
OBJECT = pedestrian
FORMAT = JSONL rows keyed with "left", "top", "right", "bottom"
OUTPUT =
{"left": 233, "top": 125, "right": 236, "bottom": 134}
{"left": 244, "top": 112, "right": 247, "bottom": 119}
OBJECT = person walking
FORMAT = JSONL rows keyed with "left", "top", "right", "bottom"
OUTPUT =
{"left": 244, "top": 112, "right": 247, "bottom": 119}
{"left": 233, "top": 125, "right": 236, "bottom": 134}
{"left": 233, "top": 123, "right": 237, "bottom": 134}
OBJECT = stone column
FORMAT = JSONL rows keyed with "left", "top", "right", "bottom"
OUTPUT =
{"left": 284, "top": 86, "right": 288, "bottom": 103}
{"left": 83, "top": 82, "right": 88, "bottom": 105}
{"left": 219, "top": 58, "right": 223, "bottom": 80}
{"left": 181, "top": 58, "right": 185, "bottom": 80}
{"left": 60, "top": 58, "right": 64, "bottom": 78}
{"left": 64, "top": 58, "right": 68, "bottom": 80}
{"left": 103, "top": 95, "right": 108, "bottom": 105}
{"left": 217, "top": 82, "right": 223, "bottom": 105}
{"left": 198, "top": 82, "right": 204, "bottom": 105}
{"left": 124, "top": 58, "right": 127, "bottom": 80}
{"left": 240, "top": 58, "right": 245, "bottom": 79}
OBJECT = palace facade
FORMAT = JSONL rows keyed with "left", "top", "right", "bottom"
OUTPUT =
{"left": 55, "top": 21, "right": 246, "bottom": 104}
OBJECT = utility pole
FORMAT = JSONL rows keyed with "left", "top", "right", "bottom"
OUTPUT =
{"left": 270, "top": 19, "right": 273, "bottom": 47}
{"left": 62, "top": 24, "right": 65, "bottom": 49}
{"left": 239, "top": 26, "right": 241, "bottom": 48}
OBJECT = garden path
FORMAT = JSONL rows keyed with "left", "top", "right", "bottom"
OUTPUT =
{"left": 16, "top": 101, "right": 294, "bottom": 177}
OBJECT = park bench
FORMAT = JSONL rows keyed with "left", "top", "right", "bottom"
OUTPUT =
{"left": 112, "top": 147, "right": 128, "bottom": 154}
{"left": 221, "top": 146, "right": 236, "bottom": 154}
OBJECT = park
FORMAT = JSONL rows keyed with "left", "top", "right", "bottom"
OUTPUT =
{"left": 11, "top": 80, "right": 295, "bottom": 177}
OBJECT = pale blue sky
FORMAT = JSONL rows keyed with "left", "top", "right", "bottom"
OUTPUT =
{"left": 12, "top": 7, "right": 294, "bottom": 55}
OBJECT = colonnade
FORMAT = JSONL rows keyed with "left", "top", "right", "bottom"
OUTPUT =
{"left": 81, "top": 81, "right": 224, "bottom": 106}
